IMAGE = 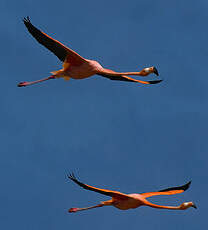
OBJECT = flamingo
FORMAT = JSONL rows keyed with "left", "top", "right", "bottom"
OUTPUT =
{"left": 18, "top": 17, "right": 162, "bottom": 87}
{"left": 68, "top": 173, "right": 196, "bottom": 213}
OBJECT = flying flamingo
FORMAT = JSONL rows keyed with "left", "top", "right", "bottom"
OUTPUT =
{"left": 68, "top": 173, "right": 196, "bottom": 213}
{"left": 18, "top": 17, "right": 162, "bottom": 87}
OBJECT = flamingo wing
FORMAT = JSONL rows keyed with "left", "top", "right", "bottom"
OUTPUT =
{"left": 141, "top": 181, "right": 191, "bottom": 198}
{"left": 98, "top": 73, "right": 162, "bottom": 85}
{"left": 23, "top": 17, "right": 86, "bottom": 64}
{"left": 68, "top": 173, "right": 128, "bottom": 199}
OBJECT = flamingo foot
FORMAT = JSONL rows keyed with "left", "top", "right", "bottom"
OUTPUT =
{"left": 17, "top": 82, "right": 30, "bottom": 87}
{"left": 68, "top": 208, "right": 78, "bottom": 213}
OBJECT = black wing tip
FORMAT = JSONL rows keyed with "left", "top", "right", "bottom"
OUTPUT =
{"left": 67, "top": 172, "right": 76, "bottom": 181}
{"left": 148, "top": 79, "right": 163, "bottom": 84}
{"left": 159, "top": 180, "right": 192, "bottom": 192}
{"left": 23, "top": 16, "right": 31, "bottom": 23}
{"left": 182, "top": 180, "right": 192, "bottom": 191}
{"left": 67, "top": 173, "right": 85, "bottom": 188}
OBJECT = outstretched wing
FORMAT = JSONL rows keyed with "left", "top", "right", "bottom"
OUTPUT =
{"left": 141, "top": 181, "right": 191, "bottom": 198}
{"left": 98, "top": 73, "right": 162, "bottom": 85}
{"left": 68, "top": 173, "right": 128, "bottom": 199}
{"left": 23, "top": 17, "right": 86, "bottom": 64}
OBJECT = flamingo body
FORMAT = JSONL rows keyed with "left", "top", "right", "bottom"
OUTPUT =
{"left": 111, "top": 194, "right": 145, "bottom": 210}
{"left": 55, "top": 59, "right": 104, "bottom": 80}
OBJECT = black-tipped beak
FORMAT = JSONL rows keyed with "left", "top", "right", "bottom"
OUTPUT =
{"left": 153, "top": 67, "right": 159, "bottom": 76}
{"left": 192, "top": 203, "right": 197, "bottom": 209}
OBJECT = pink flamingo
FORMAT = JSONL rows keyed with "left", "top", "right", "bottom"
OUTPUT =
{"left": 68, "top": 173, "right": 196, "bottom": 213}
{"left": 18, "top": 17, "right": 162, "bottom": 87}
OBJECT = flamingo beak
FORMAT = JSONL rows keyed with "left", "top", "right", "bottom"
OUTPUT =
{"left": 192, "top": 203, "right": 197, "bottom": 209}
{"left": 153, "top": 67, "right": 159, "bottom": 76}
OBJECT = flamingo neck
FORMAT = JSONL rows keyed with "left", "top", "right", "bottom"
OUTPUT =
{"left": 98, "top": 68, "right": 148, "bottom": 77}
{"left": 144, "top": 200, "right": 181, "bottom": 210}
{"left": 116, "top": 72, "right": 144, "bottom": 76}
{"left": 102, "top": 69, "right": 145, "bottom": 76}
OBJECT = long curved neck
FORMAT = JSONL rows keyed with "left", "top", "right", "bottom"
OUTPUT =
{"left": 98, "top": 69, "right": 147, "bottom": 76}
{"left": 114, "top": 72, "right": 144, "bottom": 76}
{"left": 144, "top": 200, "right": 181, "bottom": 210}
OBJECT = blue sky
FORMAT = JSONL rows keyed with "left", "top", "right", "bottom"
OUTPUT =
{"left": 1, "top": 0, "right": 207, "bottom": 229}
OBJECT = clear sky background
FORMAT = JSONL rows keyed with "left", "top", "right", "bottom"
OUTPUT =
{"left": 1, "top": 0, "right": 207, "bottom": 229}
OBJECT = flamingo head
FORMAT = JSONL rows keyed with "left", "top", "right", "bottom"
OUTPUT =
{"left": 180, "top": 202, "right": 197, "bottom": 210}
{"left": 142, "top": 66, "right": 159, "bottom": 76}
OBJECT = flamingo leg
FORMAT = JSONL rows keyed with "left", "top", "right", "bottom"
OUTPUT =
{"left": 17, "top": 75, "right": 55, "bottom": 87}
{"left": 69, "top": 203, "right": 104, "bottom": 213}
